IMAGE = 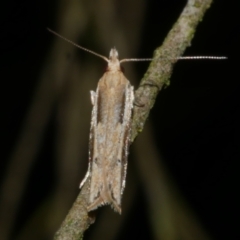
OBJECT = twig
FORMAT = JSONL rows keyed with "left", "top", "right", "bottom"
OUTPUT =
{"left": 54, "top": 179, "right": 95, "bottom": 240}
{"left": 131, "top": 0, "right": 213, "bottom": 141}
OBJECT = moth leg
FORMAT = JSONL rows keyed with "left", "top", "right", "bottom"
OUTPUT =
{"left": 90, "top": 90, "right": 96, "bottom": 105}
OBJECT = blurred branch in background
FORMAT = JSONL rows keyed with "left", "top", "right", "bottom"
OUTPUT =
{"left": 0, "top": 0, "right": 216, "bottom": 239}
{"left": 0, "top": 0, "right": 91, "bottom": 239}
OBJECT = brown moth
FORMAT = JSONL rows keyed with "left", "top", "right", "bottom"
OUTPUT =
{"left": 80, "top": 48, "right": 134, "bottom": 214}
{"left": 47, "top": 28, "right": 226, "bottom": 214}
{"left": 47, "top": 28, "right": 151, "bottom": 214}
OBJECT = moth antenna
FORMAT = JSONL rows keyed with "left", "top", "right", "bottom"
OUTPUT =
{"left": 47, "top": 28, "right": 109, "bottom": 62}
{"left": 47, "top": 28, "right": 227, "bottom": 63}
{"left": 120, "top": 58, "right": 153, "bottom": 63}
{"left": 170, "top": 56, "right": 227, "bottom": 60}
{"left": 120, "top": 56, "right": 227, "bottom": 63}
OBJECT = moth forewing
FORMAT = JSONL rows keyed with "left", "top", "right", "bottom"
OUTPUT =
{"left": 79, "top": 91, "right": 97, "bottom": 190}
{"left": 119, "top": 82, "right": 134, "bottom": 193}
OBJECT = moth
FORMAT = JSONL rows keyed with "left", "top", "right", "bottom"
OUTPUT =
{"left": 78, "top": 49, "right": 153, "bottom": 213}
{"left": 80, "top": 48, "right": 134, "bottom": 214}
{"left": 47, "top": 28, "right": 226, "bottom": 214}
{"left": 47, "top": 28, "right": 151, "bottom": 214}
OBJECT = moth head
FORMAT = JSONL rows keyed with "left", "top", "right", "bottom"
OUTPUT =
{"left": 107, "top": 48, "right": 121, "bottom": 72}
{"left": 109, "top": 48, "right": 119, "bottom": 60}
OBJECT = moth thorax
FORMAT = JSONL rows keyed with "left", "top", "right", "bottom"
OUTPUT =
{"left": 108, "top": 48, "right": 121, "bottom": 72}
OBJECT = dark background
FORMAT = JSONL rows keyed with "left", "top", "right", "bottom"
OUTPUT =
{"left": 0, "top": 0, "right": 238, "bottom": 240}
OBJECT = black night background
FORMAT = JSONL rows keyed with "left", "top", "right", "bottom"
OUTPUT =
{"left": 0, "top": 0, "right": 239, "bottom": 240}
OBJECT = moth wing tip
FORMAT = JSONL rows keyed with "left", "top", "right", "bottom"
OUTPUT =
{"left": 87, "top": 197, "right": 105, "bottom": 212}
{"left": 87, "top": 197, "right": 122, "bottom": 214}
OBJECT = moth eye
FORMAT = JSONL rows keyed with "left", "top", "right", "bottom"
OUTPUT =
{"left": 117, "top": 159, "right": 121, "bottom": 164}
{"left": 120, "top": 65, "right": 125, "bottom": 73}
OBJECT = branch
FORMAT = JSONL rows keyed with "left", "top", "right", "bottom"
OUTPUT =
{"left": 54, "top": 179, "right": 95, "bottom": 240}
{"left": 131, "top": 0, "right": 213, "bottom": 141}
{"left": 54, "top": 0, "right": 213, "bottom": 239}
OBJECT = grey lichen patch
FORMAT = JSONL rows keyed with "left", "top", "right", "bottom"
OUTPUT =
{"left": 163, "top": 78, "right": 171, "bottom": 87}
